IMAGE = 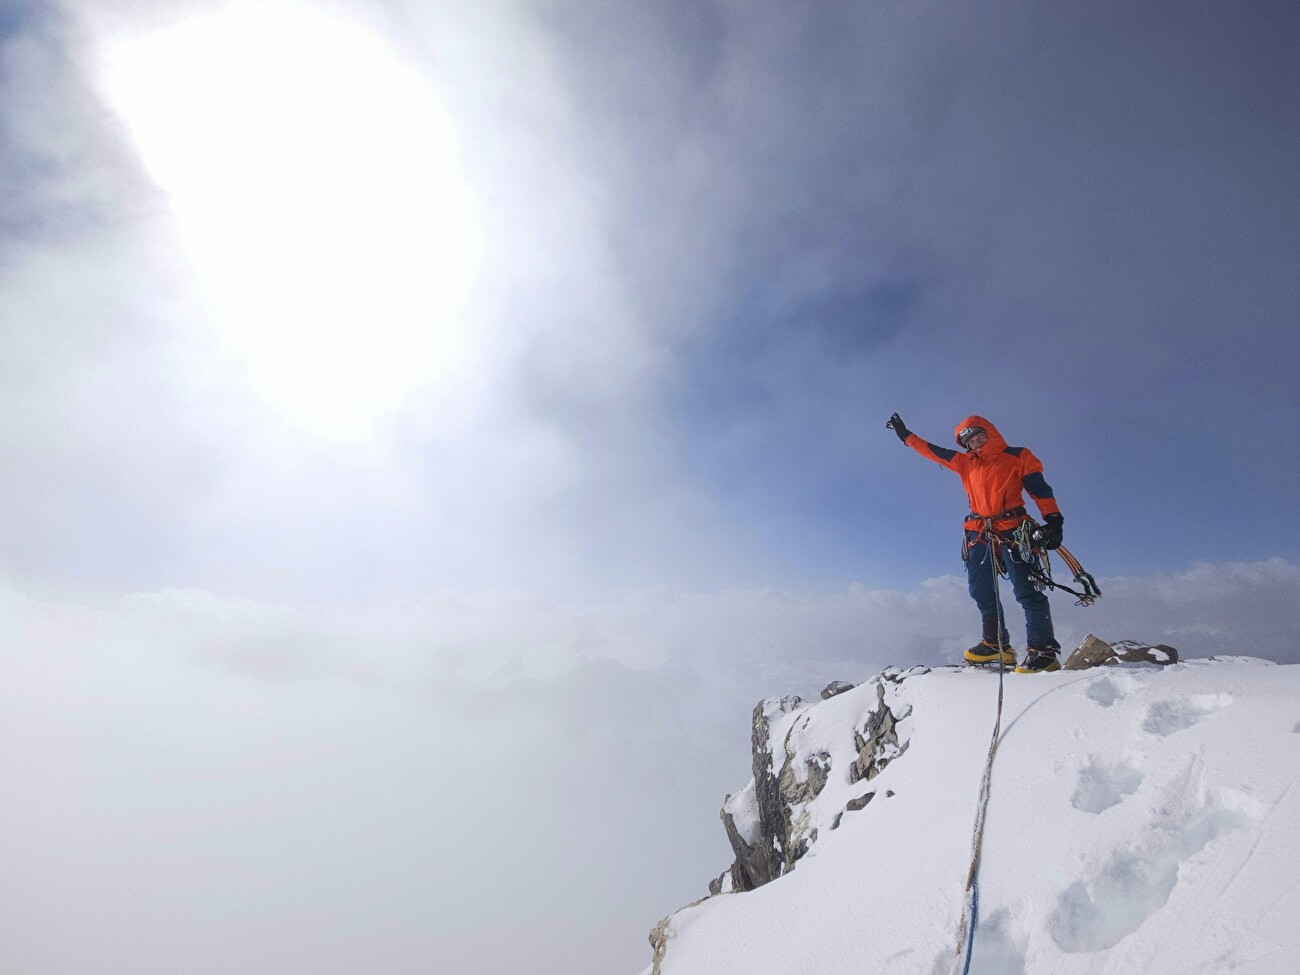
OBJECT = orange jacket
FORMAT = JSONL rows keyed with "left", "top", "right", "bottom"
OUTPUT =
{"left": 904, "top": 414, "right": 1061, "bottom": 532}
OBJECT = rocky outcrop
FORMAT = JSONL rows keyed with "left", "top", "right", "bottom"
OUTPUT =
{"left": 1112, "top": 639, "right": 1179, "bottom": 665}
{"left": 714, "top": 670, "right": 916, "bottom": 895}
{"left": 721, "top": 696, "right": 806, "bottom": 891}
{"left": 654, "top": 668, "right": 922, "bottom": 970}
{"left": 821, "top": 680, "right": 855, "bottom": 700}
{"left": 647, "top": 916, "right": 671, "bottom": 975}
{"left": 849, "top": 680, "right": 910, "bottom": 784}
{"left": 1065, "top": 634, "right": 1179, "bottom": 670}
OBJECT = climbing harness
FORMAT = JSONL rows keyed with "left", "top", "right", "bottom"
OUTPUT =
{"left": 963, "top": 517, "right": 1103, "bottom": 607}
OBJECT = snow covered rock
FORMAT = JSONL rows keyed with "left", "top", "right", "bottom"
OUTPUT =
{"left": 848, "top": 675, "right": 911, "bottom": 785}
{"left": 820, "top": 679, "right": 855, "bottom": 700}
{"left": 711, "top": 669, "right": 917, "bottom": 896}
{"left": 717, "top": 695, "right": 804, "bottom": 892}
{"left": 1065, "top": 634, "right": 1180, "bottom": 670}
{"left": 643, "top": 657, "right": 1300, "bottom": 975}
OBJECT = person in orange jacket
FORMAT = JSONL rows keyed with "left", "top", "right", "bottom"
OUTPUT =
{"left": 886, "top": 412, "right": 1064, "bottom": 673}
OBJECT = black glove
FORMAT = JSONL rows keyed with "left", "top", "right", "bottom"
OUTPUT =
{"left": 886, "top": 412, "right": 910, "bottom": 443}
{"left": 1036, "top": 513, "right": 1064, "bottom": 550}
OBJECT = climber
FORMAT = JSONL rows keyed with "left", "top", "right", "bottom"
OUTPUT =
{"left": 885, "top": 412, "right": 1065, "bottom": 674}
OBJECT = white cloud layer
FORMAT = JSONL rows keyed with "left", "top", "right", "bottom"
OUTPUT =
{"left": 0, "top": 558, "right": 1296, "bottom": 974}
{"left": 0, "top": 0, "right": 761, "bottom": 602}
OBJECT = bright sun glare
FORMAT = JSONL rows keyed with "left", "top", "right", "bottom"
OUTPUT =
{"left": 94, "top": 1, "right": 482, "bottom": 437}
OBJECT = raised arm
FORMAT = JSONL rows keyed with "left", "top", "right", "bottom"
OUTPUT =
{"left": 887, "top": 412, "right": 965, "bottom": 472}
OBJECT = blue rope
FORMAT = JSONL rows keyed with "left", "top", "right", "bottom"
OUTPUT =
{"left": 961, "top": 873, "right": 980, "bottom": 975}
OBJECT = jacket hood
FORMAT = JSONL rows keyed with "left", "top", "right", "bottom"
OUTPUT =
{"left": 954, "top": 414, "right": 1007, "bottom": 452}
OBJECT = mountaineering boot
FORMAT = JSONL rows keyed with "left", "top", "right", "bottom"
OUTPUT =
{"left": 1015, "top": 647, "right": 1062, "bottom": 674}
{"left": 964, "top": 640, "right": 1016, "bottom": 667}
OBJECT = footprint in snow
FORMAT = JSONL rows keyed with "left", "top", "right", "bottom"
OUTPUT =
{"left": 1071, "top": 756, "right": 1144, "bottom": 814}
{"left": 1085, "top": 676, "right": 1125, "bottom": 708}
{"left": 1049, "top": 785, "right": 1253, "bottom": 952}
{"left": 1142, "top": 693, "right": 1234, "bottom": 737}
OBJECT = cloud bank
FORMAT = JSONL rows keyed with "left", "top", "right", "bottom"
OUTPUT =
{"left": 1, "top": 558, "right": 1296, "bottom": 974}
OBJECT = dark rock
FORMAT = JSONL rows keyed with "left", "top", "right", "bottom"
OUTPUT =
{"left": 1112, "top": 640, "right": 1179, "bottom": 665}
{"left": 1064, "top": 634, "right": 1114, "bottom": 670}
{"left": 849, "top": 681, "right": 910, "bottom": 784}
{"left": 821, "top": 680, "right": 855, "bottom": 700}
{"left": 718, "top": 696, "right": 806, "bottom": 891}
{"left": 846, "top": 792, "right": 875, "bottom": 812}
{"left": 719, "top": 803, "right": 762, "bottom": 892}
{"left": 713, "top": 673, "right": 916, "bottom": 900}
{"left": 1065, "top": 634, "right": 1180, "bottom": 670}
{"left": 778, "top": 749, "right": 831, "bottom": 808}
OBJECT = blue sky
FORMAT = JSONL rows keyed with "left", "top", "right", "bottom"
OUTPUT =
{"left": 534, "top": 0, "right": 1300, "bottom": 590}
{"left": 0, "top": 2, "right": 1298, "bottom": 973}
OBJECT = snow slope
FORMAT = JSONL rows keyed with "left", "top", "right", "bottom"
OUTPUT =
{"left": 643, "top": 658, "right": 1300, "bottom": 975}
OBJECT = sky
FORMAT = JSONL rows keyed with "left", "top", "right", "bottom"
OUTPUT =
{"left": 0, "top": 0, "right": 1298, "bottom": 972}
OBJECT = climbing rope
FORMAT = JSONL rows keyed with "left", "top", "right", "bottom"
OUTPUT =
{"left": 961, "top": 874, "right": 981, "bottom": 975}
{"left": 954, "top": 517, "right": 1102, "bottom": 968}
{"left": 955, "top": 519, "right": 1008, "bottom": 968}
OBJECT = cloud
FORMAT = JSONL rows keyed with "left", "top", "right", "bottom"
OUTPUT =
{"left": 0, "top": 558, "right": 1296, "bottom": 973}
{"left": 0, "top": 0, "right": 775, "bottom": 602}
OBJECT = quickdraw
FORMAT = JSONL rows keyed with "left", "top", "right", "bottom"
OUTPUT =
{"left": 1033, "top": 542, "right": 1103, "bottom": 607}
{"left": 965, "top": 518, "right": 1103, "bottom": 607}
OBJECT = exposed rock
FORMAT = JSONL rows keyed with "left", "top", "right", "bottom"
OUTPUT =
{"left": 1065, "top": 634, "right": 1115, "bottom": 670}
{"left": 883, "top": 665, "right": 930, "bottom": 682}
{"left": 719, "top": 787, "right": 763, "bottom": 892}
{"left": 713, "top": 675, "right": 917, "bottom": 897}
{"left": 779, "top": 748, "right": 831, "bottom": 808}
{"left": 849, "top": 681, "right": 910, "bottom": 784}
{"left": 1065, "top": 634, "right": 1180, "bottom": 670}
{"left": 647, "top": 916, "right": 672, "bottom": 975}
{"left": 774, "top": 738, "right": 831, "bottom": 867}
{"left": 718, "top": 696, "right": 806, "bottom": 891}
{"left": 821, "top": 680, "right": 855, "bottom": 700}
{"left": 648, "top": 894, "right": 709, "bottom": 973}
{"left": 1112, "top": 640, "right": 1179, "bottom": 665}
{"left": 846, "top": 791, "right": 874, "bottom": 812}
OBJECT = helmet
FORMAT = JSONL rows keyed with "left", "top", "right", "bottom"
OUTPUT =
{"left": 957, "top": 425, "right": 988, "bottom": 450}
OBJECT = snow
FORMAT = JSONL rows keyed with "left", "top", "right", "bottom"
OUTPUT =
{"left": 723, "top": 781, "right": 761, "bottom": 846}
{"left": 644, "top": 659, "right": 1300, "bottom": 975}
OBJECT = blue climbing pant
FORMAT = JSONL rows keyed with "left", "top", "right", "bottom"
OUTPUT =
{"left": 965, "top": 531, "right": 1058, "bottom": 650}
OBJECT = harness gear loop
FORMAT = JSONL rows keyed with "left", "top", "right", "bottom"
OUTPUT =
{"left": 962, "top": 516, "right": 1103, "bottom": 607}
